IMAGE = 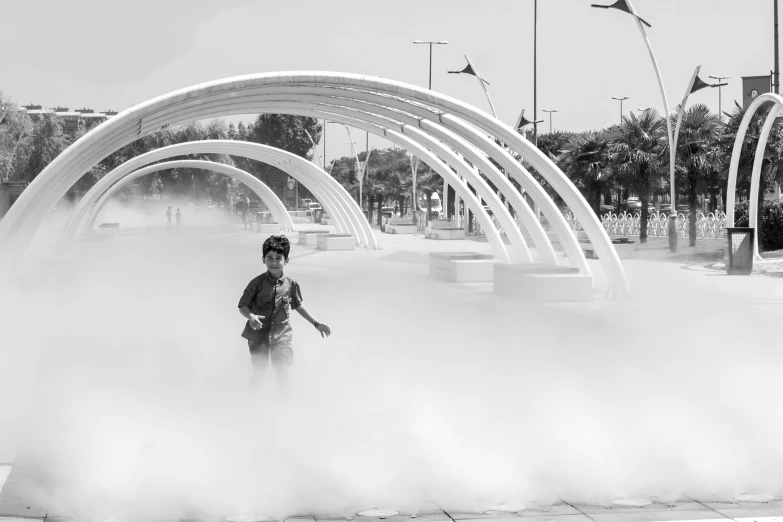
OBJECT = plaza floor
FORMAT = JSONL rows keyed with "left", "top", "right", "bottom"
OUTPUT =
{"left": 2, "top": 223, "right": 783, "bottom": 522}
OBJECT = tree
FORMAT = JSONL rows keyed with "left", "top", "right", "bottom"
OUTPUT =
{"left": 672, "top": 104, "right": 721, "bottom": 246}
{"left": 608, "top": 109, "right": 666, "bottom": 243}
{"left": 21, "top": 113, "right": 69, "bottom": 183}
{"left": 559, "top": 131, "right": 613, "bottom": 216}
{"left": 246, "top": 115, "right": 322, "bottom": 208}
{"left": 0, "top": 96, "right": 34, "bottom": 182}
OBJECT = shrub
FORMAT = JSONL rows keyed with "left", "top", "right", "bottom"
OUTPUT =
{"left": 734, "top": 199, "right": 783, "bottom": 251}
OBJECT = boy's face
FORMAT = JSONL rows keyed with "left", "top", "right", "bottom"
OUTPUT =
{"left": 263, "top": 250, "right": 287, "bottom": 278}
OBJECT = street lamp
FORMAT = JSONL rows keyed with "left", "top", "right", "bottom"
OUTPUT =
{"left": 448, "top": 54, "right": 497, "bottom": 117}
{"left": 611, "top": 96, "right": 630, "bottom": 123}
{"left": 413, "top": 40, "right": 448, "bottom": 90}
{"left": 542, "top": 109, "right": 559, "bottom": 133}
{"left": 708, "top": 75, "right": 730, "bottom": 119}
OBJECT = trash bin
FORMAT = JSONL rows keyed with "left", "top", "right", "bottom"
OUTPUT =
{"left": 313, "top": 208, "right": 324, "bottom": 224}
{"left": 725, "top": 227, "right": 755, "bottom": 275}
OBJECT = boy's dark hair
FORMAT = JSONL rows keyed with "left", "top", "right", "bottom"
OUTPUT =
{"left": 262, "top": 235, "right": 291, "bottom": 261}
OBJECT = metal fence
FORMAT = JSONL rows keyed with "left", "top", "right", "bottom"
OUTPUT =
{"left": 402, "top": 208, "right": 727, "bottom": 241}
{"left": 566, "top": 211, "right": 727, "bottom": 239}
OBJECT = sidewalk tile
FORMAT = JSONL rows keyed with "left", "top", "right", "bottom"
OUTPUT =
{"left": 709, "top": 508, "right": 783, "bottom": 519}
{"left": 587, "top": 512, "right": 729, "bottom": 522}
{"left": 516, "top": 504, "right": 582, "bottom": 517}
{"left": 456, "top": 515, "right": 591, "bottom": 522}
{"left": 0, "top": 499, "right": 48, "bottom": 518}
{"left": 449, "top": 513, "right": 520, "bottom": 520}
{"left": 574, "top": 501, "right": 709, "bottom": 515}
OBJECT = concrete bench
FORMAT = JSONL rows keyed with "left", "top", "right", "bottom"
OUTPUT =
{"left": 425, "top": 226, "right": 466, "bottom": 240}
{"left": 256, "top": 222, "right": 281, "bottom": 234}
{"left": 385, "top": 222, "right": 419, "bottom": 234}
{"left": 297, "top": 230, "right": 330, "bottom": 246}
{"left": 578, "top": 238, "right": 636, "bottom": 259}
{"left": 99, "top": 222, "right": 120, "bottom": 228}
{"left": 428, "top": 252, "right": 497, "bottom": 282}
{"left": 317, "top": 233, "right": 355, "bottom": 251}
{"left": 493, "top": 263, "right": 593, "bottom": 302}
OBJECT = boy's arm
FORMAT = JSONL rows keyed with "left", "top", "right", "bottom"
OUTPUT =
{"left": 239, "top": 306, "right": 264, "bottom": 330}
{"left": 294, "top": 304, "right": 331, "bottom": 338}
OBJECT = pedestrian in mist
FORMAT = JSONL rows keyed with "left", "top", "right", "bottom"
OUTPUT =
{"left": 166, "top": 206, "right": 172, "bottom": 232}
{"left": 176, "top": 208, "right": 182, "bottom": 227}
{"left": 237, "top": 235, "right": 331, "bottom": 395}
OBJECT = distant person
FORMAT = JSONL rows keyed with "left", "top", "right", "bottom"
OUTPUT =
{"left": 237, "top": 194, "right": 250, "bottom": 230}
{"left": 237, "top": 235, "right": 331, "bottom": 395}
{"left": 176, "top": 208, "right": 182, "bottom": 227}
{"left": 166, "top": 206, "right": 172, "bottom": 232}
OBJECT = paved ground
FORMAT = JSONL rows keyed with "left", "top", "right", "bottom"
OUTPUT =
{"left": 2, "top": 223, "right": 783, "bottom": 522}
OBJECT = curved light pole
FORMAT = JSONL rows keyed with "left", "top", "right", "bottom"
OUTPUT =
{"left": 592, "top": 0, "right": 681, "bottom": 251}
{"left": 542, "top": 109, "right": 559, "bottom": 133}
{"left": 611, "top": 96, "right": 629, "bottom": 124}
{"left": 448, "top": 55, "right": 497, "bottom": 117}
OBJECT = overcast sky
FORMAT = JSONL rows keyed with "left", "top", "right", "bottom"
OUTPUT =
{"left": 0, "top": 0, "right": 777, "bottom": 161}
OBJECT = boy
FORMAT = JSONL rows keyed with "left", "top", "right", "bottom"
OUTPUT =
{"left": 237, "top": 235, "right": 331, "bottom": 393}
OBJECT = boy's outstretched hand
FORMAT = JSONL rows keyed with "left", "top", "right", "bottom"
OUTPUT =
{"left": 248, "top": 314, "right": 264, "bottom": 330}
{"left": 316, "top": 323, "right": 331, "bottom": 338}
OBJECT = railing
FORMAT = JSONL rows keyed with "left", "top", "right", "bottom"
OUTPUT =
{"left": 402, "top": 206, "right": 727, "bottom": 242}
{"left": 566, "top": 210, "right": 726, "bottom": 239}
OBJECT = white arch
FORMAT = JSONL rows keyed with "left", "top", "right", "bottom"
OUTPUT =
{"left": 727, "top": 92, "right": 783, "bottom": 261}
{"left": 0, "top": 72, "right": 630, "bottom": 297}
{"left": 63, "top": 141, "right": 375, "bottom": 249}
{"left": 138, "top": 90, "right": 563, "bottom": 266}
{"left": 81, "top": 160, "right": 295, "bottom": 235}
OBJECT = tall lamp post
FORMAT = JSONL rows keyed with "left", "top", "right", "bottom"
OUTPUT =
{"left": 708, "top": 75, "right": 730, "bottom": 119}
{"left": 592, "top": 0, "right": 681, "bottom": 252}
{"left": 542, "top": 109, "right": 559, "bottom": 133}
{"left": 413, "top": 40, "right": 449, "bottom": 90}
{"left": 611, "top": 96, "right": 630, "bottom": 124}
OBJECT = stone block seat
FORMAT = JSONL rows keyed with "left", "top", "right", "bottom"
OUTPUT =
{"left": 385, "top": 217, "right": 418, "bottom": 234}
{"left": 256, "top": 222, "right": 281, "bottom": 234}
{"left": 317, "top": 233, "right": 355, "bottom": 251}
{"left": 297, "top": 229, "right": 331, "bottom": 246}
{"left": 493, "top": 263, "right": 593, "bottom": 302}
{"left": 578, "top": 237, "right": 636, "bottom": 259}
{"left": 428, "top": 252, "right": 498, "bottom": 282}
{"left": 425, "top": 220, "right": 465, "bottom": 240}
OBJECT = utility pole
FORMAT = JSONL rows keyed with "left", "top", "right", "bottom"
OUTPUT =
{"left": 776, "top": 0, "right": 780, "bottom": 94}
{"left": 708, "top": 76, "right": 730, "bottom": 119}
{"left": 533, "top": 0, "right": 538, "bottom": 146}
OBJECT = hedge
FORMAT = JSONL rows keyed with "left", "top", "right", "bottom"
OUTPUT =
{"left": 734, "top": 199, "right": 783, "bottom": 252}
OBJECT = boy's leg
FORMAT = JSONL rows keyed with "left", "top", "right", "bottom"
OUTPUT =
{"left": 248, "top": 341, "right": 270, "bottom": 390}
{"left": 270, "top": 344, "right": 294, "bottom": 395}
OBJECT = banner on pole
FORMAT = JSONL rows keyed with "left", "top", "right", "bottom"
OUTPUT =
{"left": 742, "top": 75, "right": 772, "bottom": 104}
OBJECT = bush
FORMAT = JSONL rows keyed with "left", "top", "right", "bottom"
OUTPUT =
{"left": 734, "top": 199, "right": 783, "bottom": 251}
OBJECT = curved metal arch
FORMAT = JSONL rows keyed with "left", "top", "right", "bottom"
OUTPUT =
{"left": 137, "top": 89, "right": 564, "bottom": 266}
{"left": 727, "top": 92, "right": 783, "bottom": 261}
{"left": 0, "top": 72, "right": 628, "bottom": 297}
{"left": 82, "top": 160, "right": 294, "bottom": 235}
{"left": 64, "top": 141, "right": 375, "bottom": 249}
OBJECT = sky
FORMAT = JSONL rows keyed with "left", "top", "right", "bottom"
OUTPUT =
{"left": 0, "top": 0, "right": 778, "bottom": 162}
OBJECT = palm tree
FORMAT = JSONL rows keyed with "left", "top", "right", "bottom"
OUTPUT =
{"left": 671, "top": 104, "right": 722, "bottom": 246}
{"left": 559, "top": 131, "right": 613, "bottom": 216}
{"left": 608, "top": 109, "right": 666, "bottom": 243}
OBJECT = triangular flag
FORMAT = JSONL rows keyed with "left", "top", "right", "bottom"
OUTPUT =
{"left": 590, "top": 0, "right": 651, "bottom": 27}
{"left": 690, "top": 75, "right": 711, "bottom": 94}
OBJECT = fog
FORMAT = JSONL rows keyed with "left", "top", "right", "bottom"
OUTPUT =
{"left": 2, "top": 201, "right": 783, "bottom": 521}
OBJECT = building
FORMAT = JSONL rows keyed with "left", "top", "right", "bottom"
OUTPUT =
{"left": 21, "top": 104, "right": 117, "bottom": 133}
